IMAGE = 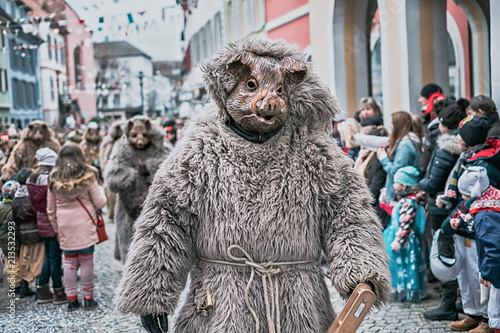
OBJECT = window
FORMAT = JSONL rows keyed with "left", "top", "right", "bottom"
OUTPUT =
{"left": 47, "top": 35, "right": 52, "bottom": 60}
{"left": 50, "top": 77, "right": 55, "bottom": 101}
{"left": 54, "top": 39, "right": 58, "bottom": 63}
{"left": 0, "top": 30, "right": 4, "bottom": 49}
{"left": 74, "top": 46, "right": 82, "bottom": 85}
{"left": 12, "top": 79, "right": 19, "bottom": 108}
{"left": 0, "top": 69, "right": 7, "bottom": 92}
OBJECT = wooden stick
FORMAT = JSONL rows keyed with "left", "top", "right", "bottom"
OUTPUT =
{"left": 327, "top": 283, "right": 376, "bottom": 333}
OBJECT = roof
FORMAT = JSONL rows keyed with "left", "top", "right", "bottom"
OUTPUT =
{"left": 21, "top": 0, "right": 50, "bottom": 17}
{"left": 93, "top": 41, "right": 152, "bottom": 60}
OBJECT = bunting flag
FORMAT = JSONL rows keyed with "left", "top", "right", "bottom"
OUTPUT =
{"left": 127, "top": 13, "right": 134, "bottom": 23}
{"left": 99, "top": 17, "right": 104, "bottom": 23}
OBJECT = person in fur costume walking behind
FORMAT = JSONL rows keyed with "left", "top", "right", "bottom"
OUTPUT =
{"left": 115, "top": 37, "right": 391, "bottom": 333}
{"left": 47, "top": 143, "right": 107, "bottom": 311}
{"left": 104, "top": 116, "right": 169, "bottom": 262}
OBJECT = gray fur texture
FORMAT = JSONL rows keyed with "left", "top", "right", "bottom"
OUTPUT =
{"left": 104, "top": 116, "right": 169, "bottom": 262}
{"left": 115, "top": 37, "right": 391, "bottom": 332}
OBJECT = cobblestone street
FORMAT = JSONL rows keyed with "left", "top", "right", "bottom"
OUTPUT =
{"left": 1, "top": 218, "right": 459, "bottom": 332}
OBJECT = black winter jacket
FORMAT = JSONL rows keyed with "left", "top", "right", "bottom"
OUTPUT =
{"left": 419, "top": 132, "right": 461, "bottom": 215}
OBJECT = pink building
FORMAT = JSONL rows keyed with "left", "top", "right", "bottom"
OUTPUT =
{"left": 64, "top": 3, "right": 97, "bottom": 121}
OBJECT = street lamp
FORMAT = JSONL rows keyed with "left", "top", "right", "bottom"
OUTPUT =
{"left": 137, "top": 71, "right": 145, "bottom": 115}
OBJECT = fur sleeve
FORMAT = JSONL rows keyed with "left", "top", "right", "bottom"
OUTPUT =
{"left": 114, "top": 147, "right": 197, "bottom": 316}
{"left": 103, "top": 138, "right": 138, "bottom": 193}
{"left": 1, "top": 141, "right": 25, "bottom": 180}
{"left": 319, "top": 140, "right": 391, "bottom": 308}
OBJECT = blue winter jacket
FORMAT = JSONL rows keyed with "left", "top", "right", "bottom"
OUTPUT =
{"left": 474, "top": 210, "right": 500, "bottom": 288}
{"left": 380, "top": 136, "right": 421, "bottom": 200}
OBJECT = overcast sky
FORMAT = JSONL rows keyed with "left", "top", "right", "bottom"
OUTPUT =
{"left": 66, "top": 0, "right": 185, "bottom": 62}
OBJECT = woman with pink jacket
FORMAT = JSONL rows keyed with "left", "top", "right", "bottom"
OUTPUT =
{"left": 47, "top": 143, "right": 107, "bottom": 312}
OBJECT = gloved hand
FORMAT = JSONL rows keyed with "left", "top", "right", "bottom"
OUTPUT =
{"left": 138, "top": 164, "right": 150, "bottom": 177}
{"left": 141, "top": 314, "right": 168, "bottom": 333}
{"left": 391, "top": 240, "right": 401, "bottom": 252}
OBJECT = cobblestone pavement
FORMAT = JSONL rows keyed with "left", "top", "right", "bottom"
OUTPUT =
{"left": 1, "top": 218, "right": 460, "bottom": 332}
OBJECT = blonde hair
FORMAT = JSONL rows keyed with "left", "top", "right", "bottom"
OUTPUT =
{"left": 337, "top": 118, "right": 361, "bottom": 148}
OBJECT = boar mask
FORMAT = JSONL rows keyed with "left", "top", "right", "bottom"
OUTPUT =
{"left": 225, "top": 50, "right": 307, "bottom": 139}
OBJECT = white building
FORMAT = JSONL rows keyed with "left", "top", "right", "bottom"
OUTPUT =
{"left": 93, "top": 40, "right": 154, "bottom": 119}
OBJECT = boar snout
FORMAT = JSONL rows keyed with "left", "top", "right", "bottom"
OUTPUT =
{"left": 253, "top": 94, "right": 285, "bottom": 120}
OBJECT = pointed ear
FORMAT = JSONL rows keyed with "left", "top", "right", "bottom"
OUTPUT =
{"left": 127, "top": 120, "right": 134, "bottom": 134}
{"left": 282, "top": 57, "right": 307, "bottom": 83}
{"left": 226, "top": 50, "right": 255, "bottom": 79}
{"left": 41, "top": 123, "right": 49, "bottom": 137}
{"left": 144, "top": 119, "right": 151, "bottom": 131}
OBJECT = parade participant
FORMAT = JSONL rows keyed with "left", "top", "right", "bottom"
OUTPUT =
{"left": 47, "top": 143, "right": 107, "bottom": 311}
{"left": 79, "top": 122, "right": 103, "bottom": 171}
{"left": 383, "top": 166, "right": 428, "bottom": 302}
{"left": 104, "top": 116, "right": 169, "bottom": 262}
{"left": 1, "top": 120, "right": 60, "bottom": 182}
{"left": 99, "top": 119, "right": 124, "bottom": 260}
{"left": 27, "top": 148, "right": 67, "bottom": 305}
{"left": 115, "top": 37, "right": 391, "bottom": 333}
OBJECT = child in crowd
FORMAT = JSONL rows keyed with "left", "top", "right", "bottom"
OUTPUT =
{"left": 27, "top": 147, "right": 67, "bottom": 305}
{"left": 383, "top": 166, "right": 428, "bottom": 302}
{"left": 0, "top": 181, "right": 21, "bottom": 293}
{"left": 442, "top": 166, "right": 492, "bottom": 332}
{"left": 443, "top": 166, "right": 499, "bottom": 333}
{"left": 47, "top": 143, "right": 106, "bottom": 311}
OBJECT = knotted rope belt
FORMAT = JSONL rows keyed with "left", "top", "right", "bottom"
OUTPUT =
{"left": 199, "top": 245, "right": 317, "bottom": 333}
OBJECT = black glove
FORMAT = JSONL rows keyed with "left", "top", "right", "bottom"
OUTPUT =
{"left": 138, "top": 164, "right": 150, "bottom": 177}
{"left": 141, "top": 314, "right": 168, "bottom": 333}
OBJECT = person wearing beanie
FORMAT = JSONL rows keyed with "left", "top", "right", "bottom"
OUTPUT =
{"left": 438, "top": 116, "right": 500, "bottom": 211}
{"left": 457, "top": 116, "right": 491, "bottom": 149}
{"left": 0, "top": 180, "right": 22, "bottom": 294}
{"left": 383, "top": 165, "right": 428, "bottom": 302}
{"left": 36, "top": 147, "right": 58, "bottom": 167}
{"left": 27, "top": 147, "right": 67, "bottom": 305}
{"left": 441, "top": 166, "right": 499, "bottom": 332}
{"left": 439, "top": 99, "right": 468, "bottom": 133}
{"left": 419, "top": 83, "right": 446, "bottom": 125}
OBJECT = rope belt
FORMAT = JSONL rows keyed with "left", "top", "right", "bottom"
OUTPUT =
{"left": 199, "top": 245, "right": 317, "bottom": 333}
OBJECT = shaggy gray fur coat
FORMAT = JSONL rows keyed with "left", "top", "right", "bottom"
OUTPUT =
{"left": 115, "top": 38, "right": 391, "bottom": 332}
{"left": 104, "top": 116, "right": 169, "bottom": 262}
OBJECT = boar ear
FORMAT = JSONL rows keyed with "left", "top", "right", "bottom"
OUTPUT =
{"left": 127, "top": 120, "right": 134, "bottom": 133}
{"left": 226, "top": 50, "right": 255, "bottom": 79}
{"left": 144, "top": 119, "right": 151, "bottom": 131}
{"left": 282, "top": 57, "right": 307, "bottom": 83}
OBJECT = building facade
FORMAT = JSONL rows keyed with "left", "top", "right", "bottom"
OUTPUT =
{"left": 94, "top": 40, "right": 154, "bottom": 119}
{"left": 182, "top": 0, "right": 500, "bottom": 124}
{"left": 22, "top": 0, "right": 67, "bottom": 126}
{"left": 0, "top": 6, "right": 12, "bottom": 127}
{"left": 3, "top": 0, "right": 43, "bottom": 129}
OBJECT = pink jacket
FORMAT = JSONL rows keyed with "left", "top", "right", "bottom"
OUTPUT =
{"left": 47, "top": 169, "right": 107, "bottom": 251}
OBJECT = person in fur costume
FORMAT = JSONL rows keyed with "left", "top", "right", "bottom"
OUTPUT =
{"left": 104, "top": 116, "right": 169, "bottom": 263}
{"left": 79, "top": 122, "right": 103, "bottom": 167}
{"left": 100, "top": 119, "right": 124, "bottom": 260}
{"left": 1, "top": 120, "right": 60, "bottom": 182}
{"left": 114, "top": 37, "right": 391, "bottom": 333}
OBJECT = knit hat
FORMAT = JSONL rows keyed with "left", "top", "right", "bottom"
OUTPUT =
{"left": 438, "top": 99, "right": 468, "bottom": 130}
{"left": 457, "top": 116, "right": 491, "bottom": 147}
{"left": 36, "top": 147, "right": 58, "bottom": 166}
{"left": 2, "top": 180, "right": 20, "bottom": 200}
{"left": 16, "top": 168, "right": 33, "bottom": 185}
{"left": 420, "top": 83, "right": 443, "bottom": 99}
{"left": 394, "top": 166, "right": 420, "bottom": 187}
{"left": 458, "top": 166, "right": 489, "bottom": 197}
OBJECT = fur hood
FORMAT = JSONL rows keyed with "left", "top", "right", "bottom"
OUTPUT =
{"left": 200, "top": 36, "right": 340, "bottom": 132}
{"left": 49, "top": 168, "right": 97, "bottom": 196}
{"left": 108, "top": 120, "right": 125, "bottom": 140}
{"left": 437, "top": 132, "right": 461, "bottom": 156}
{"left": 21, "top": 120, "right": 56, "bottom": 142}
{"left": 122, "top": 116, "right": 164, "bottom": 148}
